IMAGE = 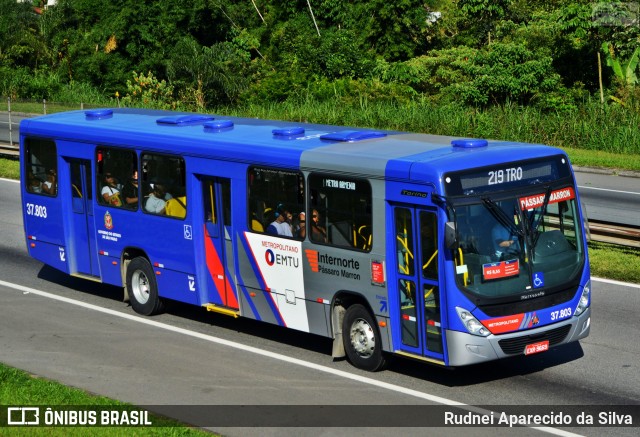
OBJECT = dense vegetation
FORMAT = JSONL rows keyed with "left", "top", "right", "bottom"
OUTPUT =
{"left": 2, "top": 1, "right": 640, "bottom": 159}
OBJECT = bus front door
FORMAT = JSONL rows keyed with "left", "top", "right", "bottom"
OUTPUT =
{"left": 68, "top": 159, "right": 100, "bottom": 277}
{"left": 392, "top": 206, "right": 445, "bottom": 361}
{"left": 201, "top": 177, "right": 238, "bottom": 309}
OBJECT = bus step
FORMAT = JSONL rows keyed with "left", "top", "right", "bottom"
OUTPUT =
{"left": 70, "top": 273, "right": 103, "bottom": 283}
{"left": 394, "top": 350, "right": 445, "bottom": 366}
{"left": 203, "top": 304, "right": 239, "bottom": 318}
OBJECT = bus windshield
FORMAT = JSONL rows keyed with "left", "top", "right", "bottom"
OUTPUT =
{"left": 453, "top": 185, "right": 585, "bottom": 299}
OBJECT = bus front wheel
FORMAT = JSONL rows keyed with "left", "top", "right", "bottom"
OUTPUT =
{"left": 342, "top": 304, "right": 386, "bottom": 371}
{"left": 126, "top": 257, "right": 164, "bottom": 316}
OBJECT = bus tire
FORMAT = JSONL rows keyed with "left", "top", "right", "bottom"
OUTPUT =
{"left": 342, "top": 304, "right": 386, "bottom": 372}
{"left": 126, "top": 257, "right": 164, "bottom": 316}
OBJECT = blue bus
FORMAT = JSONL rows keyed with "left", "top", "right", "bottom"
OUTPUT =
{"left": 20, "top": 108, "right": 591, "bottom": 370}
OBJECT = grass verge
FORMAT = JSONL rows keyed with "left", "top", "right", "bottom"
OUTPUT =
{"left": 0, "top": 156, "right": 19, "bottom": 179}
{"left": 588, "top": 241, "right": 640, "bottom": 283}
{"left": 0, "top": 363, "right": 215, "bottom": 435}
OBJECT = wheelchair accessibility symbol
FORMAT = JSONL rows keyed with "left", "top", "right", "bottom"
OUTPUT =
{"left": 533, "top": 272, "right": 544, "bottom": 288}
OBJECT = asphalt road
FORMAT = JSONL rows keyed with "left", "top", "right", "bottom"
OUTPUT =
{"left": 0, "top": 112, "right": 25, "bottom": 146}
{"left": 0, "top": 178, "right": 639, "bottom": 436}
{"left": 574, "top": 170, "right": 640, "bottom": 227}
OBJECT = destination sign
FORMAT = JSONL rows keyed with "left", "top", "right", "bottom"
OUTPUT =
{"left": 444, "top": 155, "right": 571, "bottom": 196}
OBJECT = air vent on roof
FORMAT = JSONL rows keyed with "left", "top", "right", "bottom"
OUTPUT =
{"left": 203, "top": 120, "right": 234, "bottom": 131}
{"left": 156, "top": 114, "right": 215, "bottom": 126}
{"left": 85, "top": 109, "right": 113, "bottom": 120}
{"left": 451, "top": 138, "right": 488, "bottom": 149}
{"left": 272, "top": 127, "right": 305, "bottom": 137}
{"left": 320, "top": 130, "right": 387, "bottom": 142}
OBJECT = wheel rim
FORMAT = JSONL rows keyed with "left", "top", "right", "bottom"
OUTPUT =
{"left": 349, "top": 317, "right": 376, "bottom": 359}
{"left": 131, "top": 270, "right": 151, "bottom": 304}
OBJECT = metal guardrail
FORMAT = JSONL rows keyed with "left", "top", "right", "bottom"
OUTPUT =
{"left": 0, "top": 97, "right": 98, "bottom": 153}
{"left": 588, "top": 220, "right": 640, "bottom": 248}
{"left": 0, "top": 142, "right": 19, "bottom": 157}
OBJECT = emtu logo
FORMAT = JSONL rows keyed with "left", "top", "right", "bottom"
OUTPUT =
{"left": 265, "top": 249, "right": 275, "bottom": 266}
{"left": 305, "top": 249, "right": 319, "bottom": 272}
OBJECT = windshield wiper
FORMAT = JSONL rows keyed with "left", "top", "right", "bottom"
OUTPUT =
{"left": 481, "top": 197, "right": 523, "bottom": 238}
{"left": 530, "top": 185, "right": 552, "bottom": 249}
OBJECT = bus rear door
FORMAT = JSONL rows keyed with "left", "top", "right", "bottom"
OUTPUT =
{"left": 391, "top": 205, "right": 445, "bottom": 362}
{"left": 200, "top": 177, "right": 238, "bottom": 309}
{"left": 68, "top": 159, "right": 100, "bottom": 277}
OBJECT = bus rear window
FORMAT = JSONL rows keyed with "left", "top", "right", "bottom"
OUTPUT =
{"left": 25, "top": 138, "right": 57, "bottom": 196}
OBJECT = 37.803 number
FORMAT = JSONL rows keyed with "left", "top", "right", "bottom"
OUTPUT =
{"left": 26, "top": 203, "right": 47, "bottom": 218}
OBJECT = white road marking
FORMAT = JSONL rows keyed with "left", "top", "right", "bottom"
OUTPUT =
{"left": 578, "top": 185, "right": 640, "bottom": 196}
{"left": 0, "top": 278, "right": 589, "bottom": 436}
{"left": 592, "top": 277, "right": 640, "bottom": 289}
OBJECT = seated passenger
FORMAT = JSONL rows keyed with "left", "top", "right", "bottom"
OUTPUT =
{"left": 27, "top": 171, "right": 42, "bottom": 193}
{"left": 122, "top": 170, "right": 140, "bottom": 208}
{"left": 145, "top": 184, "right": 167, "bottom": 214}
{"left": 101, "top": 173, "right": 122, "bottom": 206}
{"left": 492, "top": 223, "right": 520, "bottom": 260}
{"left": 42, "top": 169, "right": 57, "bottom": 195}
{"left": 310, "top": 209, "right": 327, "bottom": 243}
{"left": 266, "top": 205, "right": 293, "bottom": 237}
{"left": 293, "top": 212, "right": 306, "bottom": 239}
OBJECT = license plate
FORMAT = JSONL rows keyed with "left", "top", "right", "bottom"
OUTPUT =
{"left": 525, "top": 340, "right": 549, "bottom": 355}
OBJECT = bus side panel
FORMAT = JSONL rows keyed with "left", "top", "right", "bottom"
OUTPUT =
{"left": 154, "top": 268, "right": 200, "bottom": 305}
{"left": 21, "top": 143, "right": 69, "bottom": 274}
{"left": 96, "top": 253, "right": 123, "bottom": 287}
{"left": 92, "top": 205, "right": 199, "bottom": 303}
{"left": 235, "top": 234, "right": 332, "bottom": 337}
{"left": 22, "top": 191, "right": 68, "bottom": 272}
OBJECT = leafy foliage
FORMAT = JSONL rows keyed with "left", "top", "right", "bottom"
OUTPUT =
{"left": 0, "top": 0, "right": 638, "bottom": 115}
{"left": 120, "top": 71, "right": 175, "bottom": 110}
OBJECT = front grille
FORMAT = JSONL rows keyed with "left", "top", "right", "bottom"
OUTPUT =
{"left": 479, "top": 287, "right": 576, "bottom": 317}
{"left": 498, "top": 324, "right": 571, "bottom": 355}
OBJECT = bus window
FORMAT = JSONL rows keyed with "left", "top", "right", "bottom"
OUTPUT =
{"left": 308, "top": 173, "right": 372, "bottom": 251}
{"left": 141, "top": 153, "right": 186, "bottom": 218}
{"left": 96, "top": 147, "right": 137, "bottom": 208}
{"left": 25, "top": 138, "right": 57, "bottom": 196}
{"left": 247, "top": 167, "right": 304, "bottom": 239}
{"left": 420, "top": 211, "right": 438, "bottom": 280}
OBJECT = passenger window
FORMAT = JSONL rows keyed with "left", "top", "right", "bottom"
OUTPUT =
{"left": 96, "top": 147, "right": 137, "bottom": 209}
{"left": 141, "top": 153, "right": 187, "bottom": 218}
{"left": 420, "top": 212, "right": 438, "bottom": 280}
{"left": 25, "top": 138, "right": 57, "bottom": 196}
{"left": 309, "top": 173, "right": 372, "bottom": 251}
{"left": 247, "top": 167, "right": 305, "bottom": 239}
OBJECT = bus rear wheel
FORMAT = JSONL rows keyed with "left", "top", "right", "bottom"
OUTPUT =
{"left": 342, "top": 304, "right": 386, "bottom": 372}
{"left": 126, "top": 257, "right": 164, "bottom": 316}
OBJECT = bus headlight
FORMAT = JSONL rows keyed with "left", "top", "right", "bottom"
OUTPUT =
{"left": 456, "top": 307, "right": 490, "bottom": 337}
{"left": 574, "top": 280, "right": 591, "bottom": 317}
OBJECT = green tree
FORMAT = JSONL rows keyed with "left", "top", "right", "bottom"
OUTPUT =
{"left": 0, "top": 0, "right": 43, "bottom": 68}
{"left": 458, "top": 0, "right": 513, "bottom": 45}
{"left": 166, "top": 34, "right": 253, "bottom": 107}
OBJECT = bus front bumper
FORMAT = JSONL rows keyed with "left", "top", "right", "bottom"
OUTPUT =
{"left": 445, "top": 307, "right": 591, "bottom": 367}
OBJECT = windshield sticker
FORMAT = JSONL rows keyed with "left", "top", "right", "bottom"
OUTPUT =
{"left": 519, "top": 187, "right": 575, "bottom": 211}
{"left": 482, "top": 259, "right": 520, "bottom": 281}
{"left": 533, "top": 272, "right": 545, "bottom": 288}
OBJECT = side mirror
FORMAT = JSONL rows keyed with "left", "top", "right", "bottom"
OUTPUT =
{"left": 445, "top": 221, "right": 457, "bottom": 249}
